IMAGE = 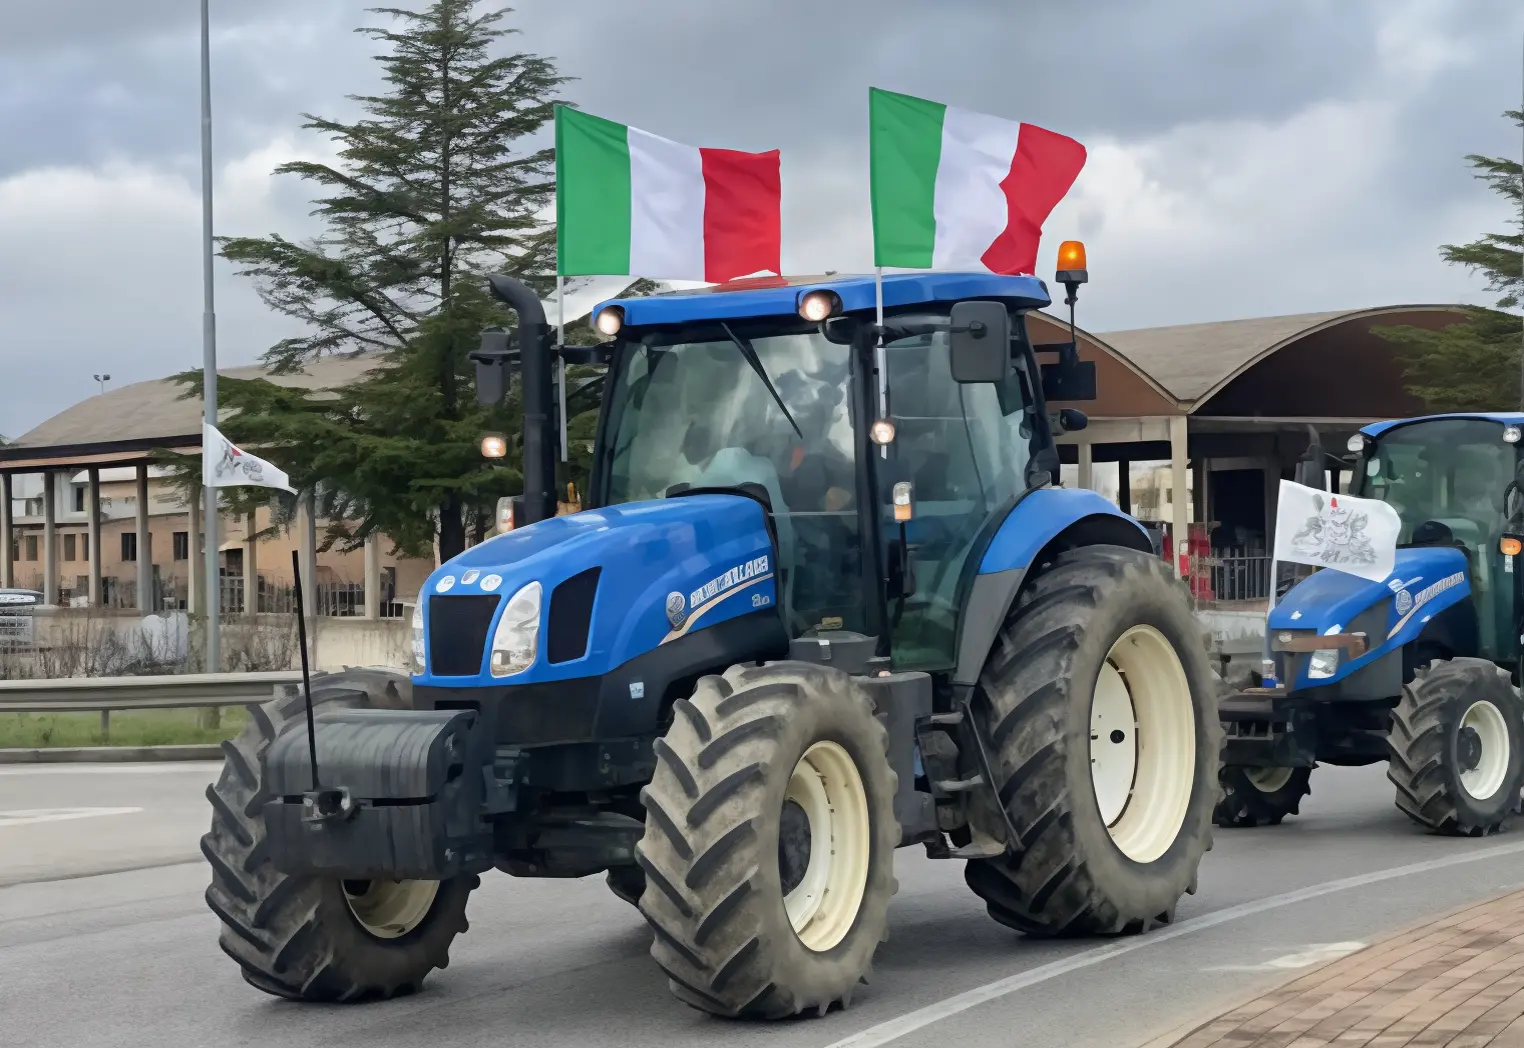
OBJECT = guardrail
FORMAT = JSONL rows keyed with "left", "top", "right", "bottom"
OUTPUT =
{"left": 0, "top": 671, "right": 304, "bottom": 747}
{"left": 0, "top": 671, "right": 303, "bottom": 713}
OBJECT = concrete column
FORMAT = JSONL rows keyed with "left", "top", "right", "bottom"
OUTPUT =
{"left": 243, "top": 511, "right": 259, "bottom": 614}
{"left": 43, "top": 472, "right": 58, "bottom": 605}
{"left": 187, "top": 484, "right": 202, "bottom": 616}
{"left": 363, "top": 532, "right": 381, "bottom": 619}
{"left": 87, "top": 468, "right": 102, "bottom": 608}
{"left": 1, "top": 472, "right": 12, "bottom": 589}
{"left": 1169, "top": 415, "right": 1190, "bottom": 580}
{"left": 135, "top": 463, "right": 151, "bottom": 612}
{"left": 299, "top": 492, "right": 318, "bottom": 663}
{"left": 1076, "top": 440, "right": 1094, "bottom": 492}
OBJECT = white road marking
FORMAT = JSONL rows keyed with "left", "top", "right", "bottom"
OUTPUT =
{"left": 1203, "top": 941, "right": 1367, "bottom": 972}
{"left": 0, "top": 763, "right": 221, "bottom": 777}
{"left": 0, "top": 807, "right": 144, "bottom": 827}
{"left": 821, "top": 840, "right": 1524, "bottom": 1048}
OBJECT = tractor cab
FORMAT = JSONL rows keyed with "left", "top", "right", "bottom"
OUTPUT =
{"left": 476, "top": 271, "right": 1096, "bottom": 674}
{"left": 1347, "top": 413, "right": 1524, "bottom": 666}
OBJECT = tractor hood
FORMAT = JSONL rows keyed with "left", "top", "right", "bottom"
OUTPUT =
{"left": 1267, "top": 546, "right": 1471, "bottom": 689}
{"left": 413, "top": 493, "right": 778, "bottom": 685}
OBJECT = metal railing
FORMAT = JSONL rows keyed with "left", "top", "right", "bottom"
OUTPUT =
{"left": 0, "top": 670, "right": 303, "bottom": 746}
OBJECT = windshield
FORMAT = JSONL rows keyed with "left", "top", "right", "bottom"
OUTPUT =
{"left": 1355, "top": 417, "right": 1517, "bottom": 655}
{"left": 601, "top": 321, "right": 865, "bottom": 637}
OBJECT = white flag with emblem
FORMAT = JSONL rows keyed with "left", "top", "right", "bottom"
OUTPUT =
{"left": 202, "top": 422, "right": 295, "bottom": 493}
{"left": 1272, "top": 478, "right": 1400, "bottom": 583}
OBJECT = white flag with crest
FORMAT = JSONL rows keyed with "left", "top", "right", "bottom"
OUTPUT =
{"left": 202, "top": 422, "right": 295, "bottom": 493}
{"left": 1272, "top": 478, "right": 1400, "bottom": 583}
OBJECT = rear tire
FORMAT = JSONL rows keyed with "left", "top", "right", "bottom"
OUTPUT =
{"left": 964, "top": 546, "right": 1221, "bottom": 936}
{"left": 636, "top": 661, "right": 899, "bottom": 1018}
{"left": 1388, "top": 658, "right": 1524, "bottom": 836}
{"left": 202, "top": 669, "right": 476, "bottom": 1001}
{"left": 1213, "top": 765, "right": 1313, "bottom": 827}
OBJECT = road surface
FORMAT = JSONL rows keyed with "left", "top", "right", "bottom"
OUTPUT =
{"left": 3, "top": 761, "right": 1523, "bottom": 1048}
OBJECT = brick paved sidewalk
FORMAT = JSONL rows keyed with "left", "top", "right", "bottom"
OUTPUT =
{"left": 1163, "top": 888, "right": 1524, "bottom": 1047}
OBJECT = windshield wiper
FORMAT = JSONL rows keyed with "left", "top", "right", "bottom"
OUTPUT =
{"left": 719, "top": 321, "right": 802, "bottom": 439}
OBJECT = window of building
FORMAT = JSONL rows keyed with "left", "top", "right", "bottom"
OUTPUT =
{"left": 63, "top": 534, "right": 76, "bottom": 562}
{"left": 121, "top": 532, "right": 137, "bottom": 562}
{"left": 73, "top": 486, "right": 85, "bottom": 513}
{"left": 24, "top": 535, "right": 38, "bottom": 561}
{"left": 173, "top": 531, "right": 189, "bottom": 561}
{"left": 81, "top": 534, "right": 89, "bottom": 561}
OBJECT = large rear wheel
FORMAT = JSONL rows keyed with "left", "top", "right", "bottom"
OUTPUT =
{"left": 636, "top": 661, "right": 899, "bottom": 1018}
{"left": 202, "top": 669, "right": 476, "bottom": 1001}
{"left": 964, "top": 546, "right": 1221, "bottom": 935}
{"left": 1388, "top": 658, "right": 1524, "bottom": 836}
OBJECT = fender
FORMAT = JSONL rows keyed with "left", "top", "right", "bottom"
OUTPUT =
{"left": 413, "top": 494, "right": 779, "bottom": 687}
{"left": 1269, "top": 546, "right": 1472, "bottom": 691}
{"left": 953, "top": 488, "right": 1153, "bottom": 685}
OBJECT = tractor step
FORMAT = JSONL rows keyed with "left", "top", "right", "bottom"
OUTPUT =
{"left": 925, "top": 711, "right": 965, "bottom": 727}
{"left": 934, "top": 775, "right": 984, "bottom": 793}
{"left": 946, "top": 841, "right": 1006, "bottom": 860}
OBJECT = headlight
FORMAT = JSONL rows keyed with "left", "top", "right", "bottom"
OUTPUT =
{"left": 594, "top": 306, "right": 624, "bottom": 337}
{"left": 1308, "top": 648, "right": 1340, "bottom": 679}
{"left": 411, "top": 604, "right": 425, "bottom": 671}
{"left": 490, "top": 581, "right": 542, "bottom": 677}
{"left": 1346, "top": 434, "right": 1365, "bottom": 453}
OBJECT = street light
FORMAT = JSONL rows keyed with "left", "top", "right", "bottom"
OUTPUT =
{"left": 93, "top": 374, "right": 111, "bottom": 395}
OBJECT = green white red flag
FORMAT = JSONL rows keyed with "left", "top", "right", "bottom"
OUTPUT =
{"left": 554, "top": 107, "right": 782, "bottom": 282}
{"left": 869, "top": 87, "right": 1086, "bottom": 275}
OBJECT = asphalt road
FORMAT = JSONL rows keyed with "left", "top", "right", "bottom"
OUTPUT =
{"left": 4, "top": 762, "right": 1524, "bottom": 1048}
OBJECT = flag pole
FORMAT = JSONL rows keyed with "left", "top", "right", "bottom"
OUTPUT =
{"left": 199, "top": 0, "right": 221, "bottom": 672}
{"left": 557, "top": 274, "right": 567, "bottom": 462}
{"left": 874, "top": 266, "right": 887, "bottom": 459}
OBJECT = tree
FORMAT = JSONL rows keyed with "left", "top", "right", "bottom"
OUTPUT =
{"left": 175, "top": 1, "right": 571, "bottom": 561}
{"left": 1376, "top": 108, "right": 1522, "bottom": 412}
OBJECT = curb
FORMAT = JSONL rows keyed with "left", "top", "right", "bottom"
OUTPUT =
{"left": 0, "top": 744, "right": 223, "bottom": 764}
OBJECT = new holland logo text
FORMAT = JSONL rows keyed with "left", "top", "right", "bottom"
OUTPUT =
{"left": 1411, "top": 571, "right": 1464, "bottom": 610}
{"left": 691, "top": 555, "right": 770, "bottom": 610}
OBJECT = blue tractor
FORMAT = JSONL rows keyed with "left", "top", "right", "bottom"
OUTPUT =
{"left": 1217, "top": 414, "right": 1524, "bottom": 835}
{"left": 204, "top": 265, "right": 1223, "bottom": 1018}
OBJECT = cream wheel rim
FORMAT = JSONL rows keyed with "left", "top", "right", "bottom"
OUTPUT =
{"left": 780, "top": 741, "right": 871, "bottom": 952}
{"left": 1245, "top": 766, "right": 1295, "bottom": 793}
{"left": 342, "top": 878, "right": 440, "bottom": 939}
{"left": 1458, "top": 700, "right": 1510, "bottom": 801}
{"left": 1092, "top": 625, "right": 1197, "bottom": 863}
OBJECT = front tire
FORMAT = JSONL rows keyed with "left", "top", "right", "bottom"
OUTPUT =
{"left": 1213, "top": 765, "right": 1313, "bottom": 827}
{"left": 636, "top": 662, "right": 899, "bottom": 1018}
{"left": 1388, "top": 658, "right": 1524, "bottom": 836}
{"left": 202, "top": 669, "right": 476, "bottom": 1001}
{"left": 964, "top": 546, "right": 1221, "bottom": 936}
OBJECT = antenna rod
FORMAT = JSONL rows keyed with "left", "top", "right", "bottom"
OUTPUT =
{"left": 291, "top": 549, "right": 319, "bottom": 791}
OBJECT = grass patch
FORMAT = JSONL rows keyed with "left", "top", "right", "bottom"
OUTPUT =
{"left": 0, "top": 706, "right": 250, "bottom": 748}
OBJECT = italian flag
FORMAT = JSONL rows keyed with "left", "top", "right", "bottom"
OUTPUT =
{"left": 555, "top": 107, "right": 782, "bottom": 282}
{"left": 869, "top": 88, "right": 1086, "bottom": 275}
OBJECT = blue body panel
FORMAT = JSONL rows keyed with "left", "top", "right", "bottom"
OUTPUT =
{"left": 413, "top": 495, "right": 776, "bottom": 687}
{"left": 594, "top": 272, "right": 1051, "bottom": 327}
{"left": 1362, "top": 412, "right": 1524, "bottom": 438}
{"left": 978, "top": 488, "right": 1150, "bottom": 574}
{"left": 1267, "top": 546, "right": 1471, "bottom": 690}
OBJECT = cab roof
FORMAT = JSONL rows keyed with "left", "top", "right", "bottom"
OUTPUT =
{"left": 592, "top": 272, "right": 1051, "bottom": 328}
{"left": 1363, "top": 412, "right": 1524, "bottom": 438}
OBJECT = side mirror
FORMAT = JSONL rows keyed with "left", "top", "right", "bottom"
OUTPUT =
{"left": 471, "top": 328, "right": 513, "bottom": 406}
{"left": 949, "top": 301, "right": 1011, "bottom": 383}
{"left": 1041, "top": 358, "right": 1097, "bottom": 401}
{"left": 1294, "top": 426, "right": 1326, "bottom": 490}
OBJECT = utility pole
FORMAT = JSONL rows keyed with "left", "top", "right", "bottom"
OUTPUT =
{"left": 199, "top": 0, "right": 221, "bottom": 671}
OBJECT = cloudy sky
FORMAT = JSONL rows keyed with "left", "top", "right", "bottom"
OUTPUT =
{"left": 1, "top": 0, "right": 1520, "bottom": 438}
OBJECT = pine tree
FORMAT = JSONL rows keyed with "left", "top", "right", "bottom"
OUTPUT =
{"left": 1376, "top": 108, "right": 1523, "bottom": 411}
{"left": 176, "top": 1, "right": 572, "bottom": 560}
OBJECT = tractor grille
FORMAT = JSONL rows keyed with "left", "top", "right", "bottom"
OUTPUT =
{"left": 428, "top": 595, "right": 500, "bottom": 676}
{"left": 547, "top": 567, "right": 601, "bottom": 664}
